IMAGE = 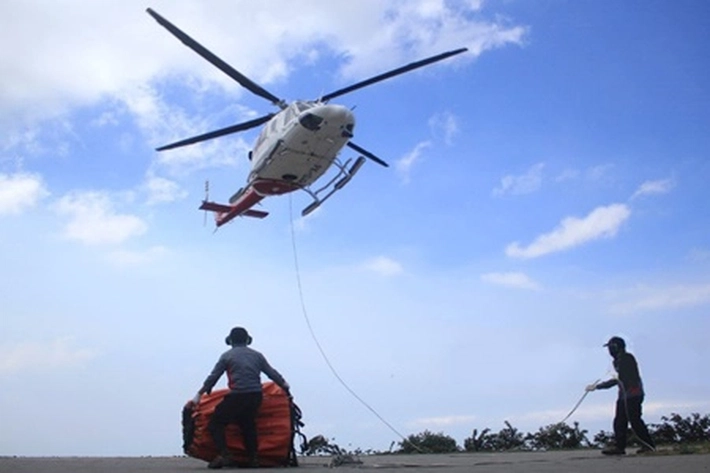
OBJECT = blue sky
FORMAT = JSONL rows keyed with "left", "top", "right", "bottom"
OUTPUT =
{"left": 1, "top": 0, "right": 709, "bottom": 456}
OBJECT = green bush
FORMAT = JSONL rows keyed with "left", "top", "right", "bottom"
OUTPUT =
{"left": 391, "top": 412, "right": 710, "bottom": 456}
{"left": 650, "top": 413, "right": 710, "bottom": 444}
{"left": 398, "top": 430, "right": 459, "bottom": 453}
{"left": 525, "top": 422, "right": 589, "bottom": 450}
{"left": 592, "top": 430, "right": 614, "bottom": 448}
{"left": 463, "top": 428, "right": 492, "bottom": 452}
{"left": 493, "top": 421, "right": 526, "bottom": 451}
{"left": 464, "top": 421, "right": 525, "bottom": 452}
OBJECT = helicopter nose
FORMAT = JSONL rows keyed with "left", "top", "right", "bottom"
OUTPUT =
{"left": 319, "top": 104, "right": 354, "bottom": 123}
{"left": 320, "top": 104, "right": 355, "bottom": 138}
{"left": 299, "top": 104, "right": 355, "bottom": 135}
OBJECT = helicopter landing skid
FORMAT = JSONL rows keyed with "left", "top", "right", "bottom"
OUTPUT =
{"left": 301, "top": 156, "right": 366, "bottom": 216}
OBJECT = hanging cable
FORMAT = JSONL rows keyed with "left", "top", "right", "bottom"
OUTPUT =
{"left": 288, "top": 196, "right": 421, "bottom": 452}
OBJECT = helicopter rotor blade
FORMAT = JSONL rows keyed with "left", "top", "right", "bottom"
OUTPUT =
{"left": 156, "top": 113, "right": 274, "bottom": 151}
{"left": 320, "top": 48, "right": 468, "bottom": 103}
{"left": 347, "top": 141, "right": 388, "bottom": 167}
{"left": 146, "top": 8, "right": 285, "bottom": 108}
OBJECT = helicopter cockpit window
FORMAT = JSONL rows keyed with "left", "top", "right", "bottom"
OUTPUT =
{"left": 299, "top": 113, "right": 323, "bottom": 131}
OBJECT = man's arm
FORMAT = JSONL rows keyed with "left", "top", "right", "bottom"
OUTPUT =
{"left": 199, "top": 356, "right": 227, "bottom": 395}
{"left": 260, "top": 354, "right": 290, "bottom": 393}
{"left": 594, "top": 378, "right": 618, "bottom": 390}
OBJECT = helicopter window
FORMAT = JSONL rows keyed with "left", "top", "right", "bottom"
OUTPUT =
{"left": 294, "top": 101, "right": 309, "bottom": 113}
{"left": 299, "top": 113, "right": 323, "bottom": 131}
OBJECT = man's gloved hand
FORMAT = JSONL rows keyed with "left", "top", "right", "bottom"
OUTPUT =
{"left": 199, "top": 386, "right": 212, "bottom": 396}
{"left": 585, "top": 383, "right": 597, "bottom": 392}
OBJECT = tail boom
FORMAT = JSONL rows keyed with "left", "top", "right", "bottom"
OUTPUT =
{"left": 199, "top": 188, "right": 268, "bottom": 227}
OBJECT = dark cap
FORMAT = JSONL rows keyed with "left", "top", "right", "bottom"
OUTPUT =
{"left": 604, "top": 336, "right": 626, "bottom": 349}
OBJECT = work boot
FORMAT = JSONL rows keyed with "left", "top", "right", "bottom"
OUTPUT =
{"left": 208, "top": 453, "right": 237, "bottom": 469}
{"left": 601, "top": 445, "right": 625, "bottom": 455}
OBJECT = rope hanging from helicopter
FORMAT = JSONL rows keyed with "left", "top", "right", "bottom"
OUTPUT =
{"left": 287, "top": 195, "right": 419, "bottom": 451}
{"left": 144, "top": 10, "right": 469, "bottom": 449}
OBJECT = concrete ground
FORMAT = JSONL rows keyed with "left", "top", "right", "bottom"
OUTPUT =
{"left": 1, "top": 450, "right": 709, "bottom": 473}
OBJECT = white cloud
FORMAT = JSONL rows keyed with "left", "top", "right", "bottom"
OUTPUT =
{"left": 1, "top": 2, "right": 526, "bottom": 129}
{"left": 1, "top": 2, "right": 165, "bottom": 126}
{"left": 642, "top": 400, "right": 710, "bottom": 417}
{"left": 54, "top": 191, "right": 147, "bottom": 245}
{"left": 361, "top": 256, "right": 404, "bottom": 276}
{"left": 586, "top": 164, "right": 614, "bottom": 182}
{"left": 289, "top": 200, "right": 323, "bottom": 233}
{"left": 554, "top": 164, "right": 616, "bottom": 185}
{"left": 481, "top": 272, "right": 541, "bottom": 290}
{"left": 429, "top": 112, "right": 459, "bottom": 145}
{"left": 122, "top": 85, "right": 252, "bottom": 173}
{"left": 1, "top": 1, "right": 527, "bottom": 180}
{"left": 630, "top": 178, "right": 675, "bottom": 200}
{"left": 0, "top": 338, "right": 95, "bottom": 375}
{"left": 506, "top": 203, "right": 631, "bottom": 259}
{"left": 493, "top": 162, "right": 544, "bottom": 196}
{"left": 396, "top": 141, "right": 431, "bottom": 183}
{"left": 334, "top": 2, "right": 527, "bottom": 81}
{"left": 555, "top": 168, "right": 580, "bottom": 182}
{"left": 610, "top": 283, "right": 710, "bottom": 314}
{"left": 0, "top": 172, "right": 50, "bottom": 215}
{"left": 144, "top": 175, "right": 188, "bottom": 205}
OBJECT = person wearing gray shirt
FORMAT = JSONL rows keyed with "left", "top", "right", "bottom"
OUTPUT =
{"left": 197, "top": 327, "right": 290, "bottom": 469}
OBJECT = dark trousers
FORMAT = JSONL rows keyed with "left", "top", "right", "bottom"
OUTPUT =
{"left": 613, "top": 395, "right": 655, "bottom": 450}
{"left": 208, "top": 391, "right": 263, "bottom": 458}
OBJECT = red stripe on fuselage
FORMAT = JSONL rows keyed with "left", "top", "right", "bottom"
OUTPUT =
{"left": 251, "top": 179, "right": 300, "bottom": 196}
{"left": 211, "top": 179, "right": 299, "bottom": 227}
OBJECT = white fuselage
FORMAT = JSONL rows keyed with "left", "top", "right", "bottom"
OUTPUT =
{"left": 247, "top": 101, "right": 355, "bottom": 193}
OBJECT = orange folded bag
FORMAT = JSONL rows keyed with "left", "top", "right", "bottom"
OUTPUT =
{"left": 182, "top": 382, "right": 304, "bottom": 467}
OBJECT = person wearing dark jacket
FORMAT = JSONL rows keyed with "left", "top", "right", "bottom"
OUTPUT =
{"left": 586, "top": 336, "right": 655, "bottom": 455}
{"left": 197, "top": 327, "right": 290, "bottom": 469}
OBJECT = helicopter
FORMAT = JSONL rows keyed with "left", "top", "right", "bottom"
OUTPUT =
{"left": 147, "top": 8, "right": 467, "bottom": 227}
